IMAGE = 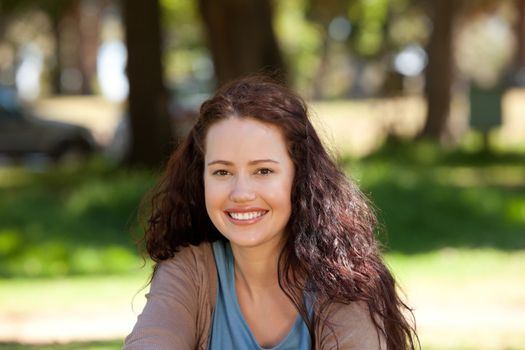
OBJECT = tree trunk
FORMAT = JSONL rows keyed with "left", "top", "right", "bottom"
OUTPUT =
{"left": 77, "top": 0, "right": 102, "bottom": 95}
{"left": 420, "top": 0, "right": 455, "bottom": 140}
{"left": 51, "top": 1, "right": 83, "bottom": 94}
{"left": 124, "top": 0, "right": 172, "bottom": 167}
{"left": 50, "top": 16, "right": 64, "bottom": 94}
{"left": 516, "top": 0, "right": 525, "bottom": 71}
{"left": 61, "top": 1, "right": 94, "bottom": 94}
{"left": 198, "top": 0, "right": 286, "bottom": 86}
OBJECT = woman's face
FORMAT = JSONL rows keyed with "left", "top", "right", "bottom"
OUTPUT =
{"left": 204, "top": 117, "right": 295, "bottom": 252}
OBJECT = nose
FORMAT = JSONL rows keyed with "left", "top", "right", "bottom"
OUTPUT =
{"left": 229, "top": 174, "right": 256, "bottom": 203}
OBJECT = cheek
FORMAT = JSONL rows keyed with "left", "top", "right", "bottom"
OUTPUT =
{"left": 204, "top": 178, "right": 226, "bottom": 212}
{"left": 264, "top": 179, "right": 293, "bottom": 211}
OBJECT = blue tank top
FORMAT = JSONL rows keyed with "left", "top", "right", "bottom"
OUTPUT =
{"left": 208, "top": 240, "right": 312, "bottom": 350}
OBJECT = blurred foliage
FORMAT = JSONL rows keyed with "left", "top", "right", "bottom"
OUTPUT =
{"left": 275, "top": 0, "right": 323, "bottom": 94}
{"left": 0, "top": 159, "right": 156, "bottom": 278}
{"left": 345, "top": 140, "right": 525, "bottom": 253}
{"left": 0, "top": 0, "right": 71, "bottom": 16}
{"left": 1, "top": 0, "right": 520, "bottom": 99}
{"left": 348, "top": 0, "right": 392, "bottom": 57}
{"left": 306, "top": 0, "right": 423, "bottom": 57}
{"left": 455, "top": 3, "right": 516, "bottom": 87}
{"left": 160, "top": 0, "right": 213, "bottom": 90}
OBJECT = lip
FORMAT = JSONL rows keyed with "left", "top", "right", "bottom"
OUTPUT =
{"left": 224, "top": 207, "right": 269, "bottom": 225}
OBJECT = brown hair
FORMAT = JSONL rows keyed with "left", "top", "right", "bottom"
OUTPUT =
{"left": 142, "top": 75, "right": 418, "bottom": 349}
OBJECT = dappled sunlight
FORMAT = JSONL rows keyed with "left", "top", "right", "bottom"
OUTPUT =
{"left": 0, "top": 167, "right": 35, "bottom": 189}
{"left": 434, "top": 165, "right": 525, "bottom": 188}
{"left": 308, "top": 89, "right": 525, "bottom": 158}
{"left": 31, "top": 96, "right": 123, "bottom": 147}
{"left": 310, "top": 96, "right": 426, "bottom": 157}
{"left": 17, "top": 86, "right": 525, "bottom": 161}
{"left": 499, "top": 88, "right": 525, "bottom": 147}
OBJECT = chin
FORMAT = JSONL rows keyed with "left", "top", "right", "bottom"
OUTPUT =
{"left": 226, "top": 231, "right": 284, "bottom": 250}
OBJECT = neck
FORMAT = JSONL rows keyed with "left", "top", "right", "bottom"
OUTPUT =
{"left": 230, "top": 239, "right": 284, "bottom": 298}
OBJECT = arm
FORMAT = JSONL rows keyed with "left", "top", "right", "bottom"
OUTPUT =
{"left": 317, "top": 301, "right": 386, "bottom": 350}
{"left": 123, "top": 247, "right": 200, "bottom": 350}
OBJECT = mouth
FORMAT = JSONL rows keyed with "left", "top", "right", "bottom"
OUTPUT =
{"left": 225, "top": 210, "right": 268, "bottom": 222}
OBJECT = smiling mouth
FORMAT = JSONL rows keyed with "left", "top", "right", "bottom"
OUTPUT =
{"left": 227, "top": 210, "right": 268, "bottom": 221}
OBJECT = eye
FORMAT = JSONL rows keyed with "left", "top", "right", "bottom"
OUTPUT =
{"left": 212, "top": 169, "right": 230, "bottom": 176}
{"left": 255, "top": 168, "right": 274, "bottom": 175}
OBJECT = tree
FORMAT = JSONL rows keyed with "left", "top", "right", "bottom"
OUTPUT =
{"left": 419, "top": 0, "right": 515, "bottom": 142}
{"left": 197, "top": 0, "right": 286, "bottom": 85}
{"left": 124, "top": 0, "right": 173, "bottom": 167}
{"left": 515, "top": 0, "right": 525, "bottom": 74}
{"left": 419, "top": 0, "right": 456, "bottom": 141}
{"left": 46, "top": 0, "right": 74, "bottom": 94}
{"left": 48, "top": 0, "right": 101, "bottom": 95}
{"left": 305, "top": 0, "right": 350, "bottom": 98}
{"left": 0, "top": 0, "right": 100, "bottom": 94}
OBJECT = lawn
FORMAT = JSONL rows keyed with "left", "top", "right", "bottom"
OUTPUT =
{"left": 0, "top": 140, "right": 524, "bottom": 349}
{"left": 0, "top": 341, "right": 122, "bottom": 350}
{"left": 346, "top": 139, "right": 525, "bottom": 253}
{"left": 0, "top": 160, "right": 155, "bottom": 277}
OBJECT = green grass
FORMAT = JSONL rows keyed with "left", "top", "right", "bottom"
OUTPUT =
{"left": 344, "top": 140, "right": 525, "bottom": 254}
{"left": 0, "top": 273, "right": 150, "bottom": 314}
{"left": 387, "top": 248, "right": 525, "bottom": 281}
{"left": 0, "top": 159, "right": 157, "bottom": 277}
{"left": 0, "top": 340, "right": 121, "bottom": 350}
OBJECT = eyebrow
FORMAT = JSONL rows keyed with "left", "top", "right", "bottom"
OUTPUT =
{"left": 207, "top": 159, "right": 280, "bottom": 166}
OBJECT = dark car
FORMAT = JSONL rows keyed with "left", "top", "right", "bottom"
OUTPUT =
{"left": 0, "top": 87, "right": 97, "bottom": 164}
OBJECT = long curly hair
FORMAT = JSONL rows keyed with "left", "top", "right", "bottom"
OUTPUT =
{"left": 141, "top": 75, "right": 418, "bottom": 349}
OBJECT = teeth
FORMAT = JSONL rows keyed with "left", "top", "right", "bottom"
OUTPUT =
{"left": 229, "top": 211, "right": 266, "bottom": 221}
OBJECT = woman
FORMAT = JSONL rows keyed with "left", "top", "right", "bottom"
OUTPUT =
{"left": 124, "top": 76, "right": 417, "bottom": 350}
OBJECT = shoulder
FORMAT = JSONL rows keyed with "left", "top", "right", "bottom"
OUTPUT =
{"left": 151, "top": 242, "right": 217, "bottom": 297}
{"left": 161, "top": 242, "right": 214, "bottom": 268}
{"left": 316, "top": 301, "right": 386, "bottom": 350}
{"left": 154, "top": 242, "right": 216, "bottom": 290}
{"left": 124, "top": 242, "right": 217, "bottom": 350}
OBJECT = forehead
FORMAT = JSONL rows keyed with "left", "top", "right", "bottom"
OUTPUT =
{"left": 204, "top": 117, "right": 289, "bottom": 161}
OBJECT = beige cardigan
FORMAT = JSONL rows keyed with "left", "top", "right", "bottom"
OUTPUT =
{"left": 123, "top": 242, "right": 385, "bottom": 350}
